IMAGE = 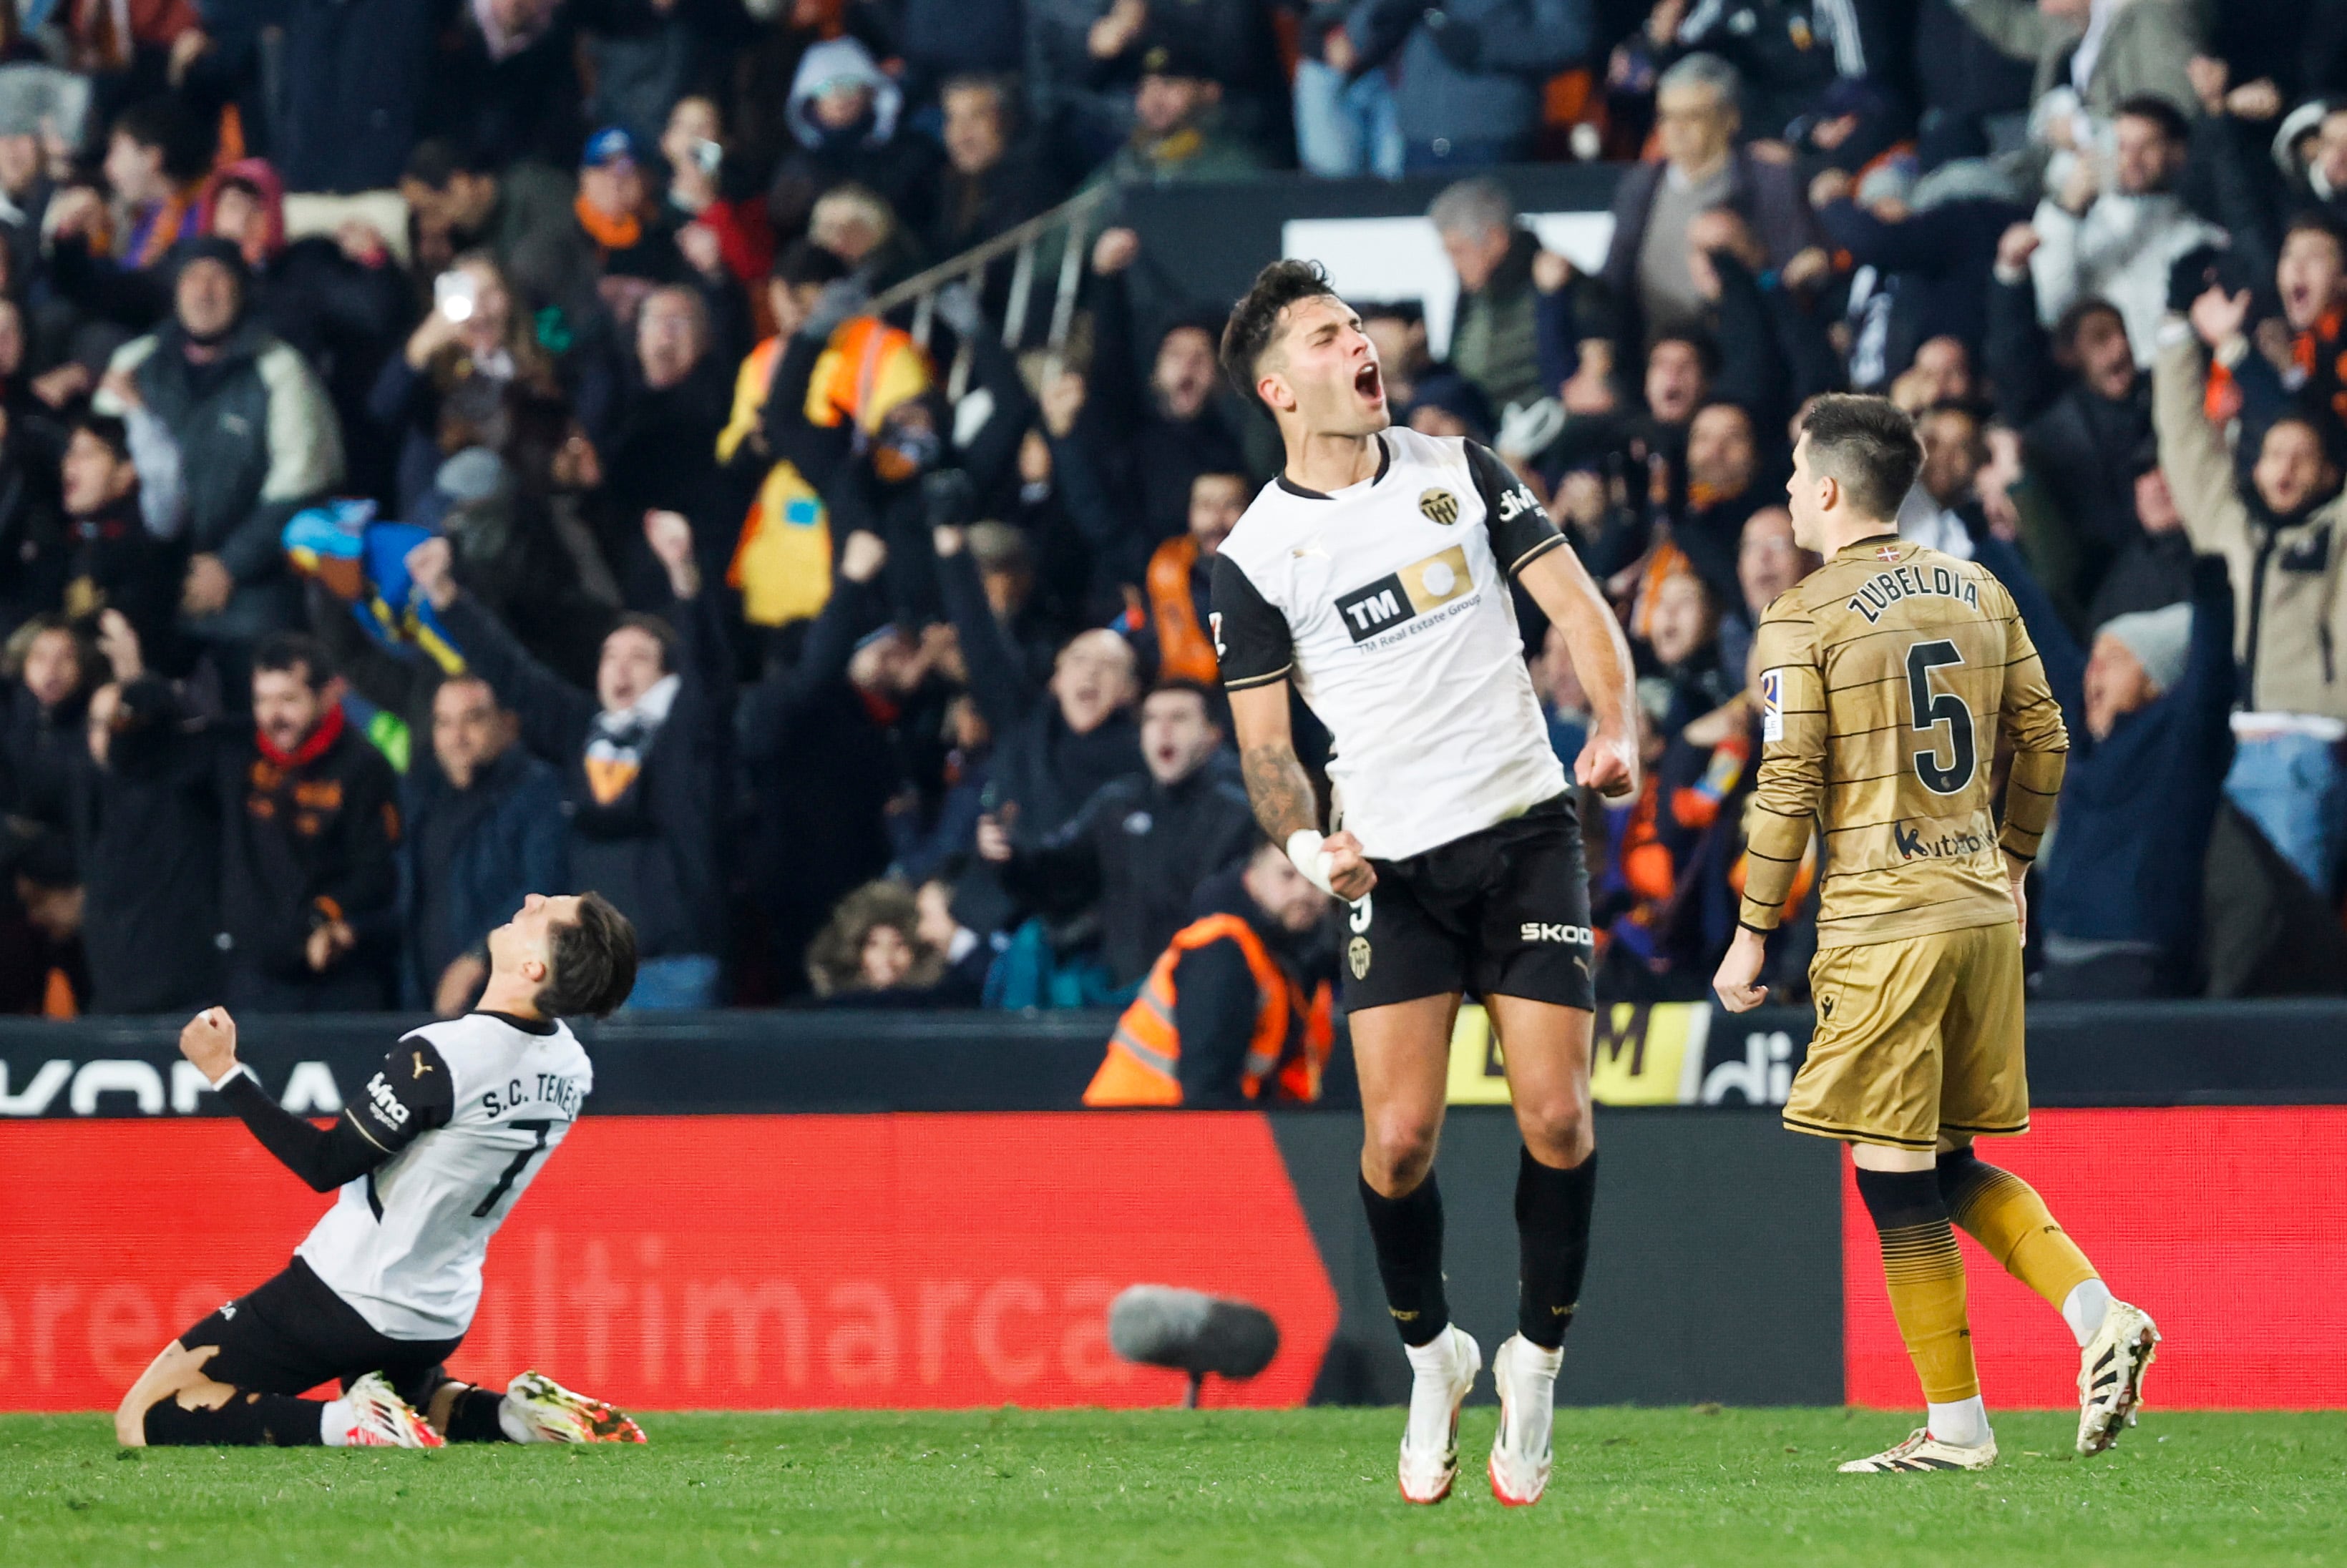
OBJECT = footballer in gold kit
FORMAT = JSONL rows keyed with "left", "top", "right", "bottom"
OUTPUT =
{"left": 1713, "top": 396, "right": 2159, "bottom": 1475}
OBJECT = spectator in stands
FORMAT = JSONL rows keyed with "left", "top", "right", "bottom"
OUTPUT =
{"left": 95, "top": 238, "right": 344, "bottom": 694}
{"left": 1060, "top": 229, "right": 1253, "bottom": 549}
{"left": 265, "top": 0, "right": 438, "bottom": 196}
{"left": 423, "top": 0, "right": 585, "bottom": 173}
{"left": 399, "top": 673, "right": 569, "bottom": 1016}
{"left": 399, "top": 139, "right": 576, "bottom": 279}
{"left": 1948, "top": 0, "right": 2203, "bottom": 128}
{"left": 1359, "top": 302, "right": 1432, "bottom": 409}
{"left": 1987, "top": 230, "right": 2152, "bottom": 602}
{"left": 770, "top": 38, "right": 940, "bottom": 245}
{"left": 2, "top": 615, "right": 91, "bottom": 863}
{"left": 411, "top": 511, "right": 730, "bottom": 1009}
{"left": 660, "top": 96, "right": 775, "bottom": 293}
{"left": 109, "top": 627, "right": 401, "bottom": 1010}
{"left": 1720, "top": 503, "right": 1813, "bottom": 675}
{"left": 1405, "top": 370, "right": 1495, "bottom": 444}
{"left": 2034, "top": 562, "right": 2235, "bottom": 999}
{"left": 1655, "top": 0, "right": 1888, "bottom": 137}
{"left": 1895, "top": 401, "right": 1991, "bottom": 559}
{"left": 2157, "top": 290, "right": 2347, "bottom": 898}
{"left": 0, "top": 398, "right": 67, "bottom": 643}
{"left": 1432, "top": 178, "right": 1586, "bottom": 414}
{"left": 58, "top": 413, "right": 172, "bottom": 657}
{"left": 47, "top": 98, "right": 205, "bottom": 281}
{"left": 738, "top": 530, "right": 924, "bottom": 999}
{"left": 2204, "top": 214, "right": 2347, "bottom": 449}
{"left": 2027, "top": 97, "right": 2224, "bottom": 366}
{"left": 1292, "top": 0, "right": 1404, "bottom": 180}
{"left": 806, "top": 878, "right": 948, "bottom": 1002}
{"left": 915, "top": 874, "right": 993, "bottom": 1002}
{"left": 1140, "top": 471, "right": 1246, "bottom": 685}
{"left": 978, "top": 680, "right": 1255, "bottom": 988}
{"left": 593, "top": 285, "right": 743, "bottom": 602}
{"left": 1807, "top": 162, "right": 2025, "bottom": 390}
{"left": 512, "top": 127, "right": 690, "bottom": 356}
{"left": 1339, "top": 0, "right": 1594, "bottom": 172}
{"left": 1083, "top": 836, "right": 1332, "bottom": 1107}
{"left": 892, "top": 0, "right": 1023, "bottom": 92}
{"left": 1084, "top": 40, "right": 1267, "bottom": 189}
{"left": 927, "top": 75, "right": 1064, "bottom": 272}
{"left": 371, "top": 250, "right": 558, "bottom": 522}
{"left": 1601, "top": 54, "right": 1820, "bottom": 358}
{"left": 939, "top": 523, "right": 1141, "bottom": 844}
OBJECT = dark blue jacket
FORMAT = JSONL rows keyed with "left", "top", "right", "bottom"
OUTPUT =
{"left": 2014, "top": 548, "right": 2236, "bottom": 964}
{"left": 397, "top": 745, "right": 570, "bottom": 1007}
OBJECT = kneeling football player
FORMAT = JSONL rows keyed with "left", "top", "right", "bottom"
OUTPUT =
{"left": 117, "top": 893, "right": 648, "bottom": 1450}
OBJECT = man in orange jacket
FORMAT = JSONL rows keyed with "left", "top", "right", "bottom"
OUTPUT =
{"left": 1085, "top": 837, "right": 1334, "bottom": 1108}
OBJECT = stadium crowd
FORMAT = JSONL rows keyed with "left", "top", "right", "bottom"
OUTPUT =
{"left": 1, "top": 0, "right": 2343, "bottom": 1018}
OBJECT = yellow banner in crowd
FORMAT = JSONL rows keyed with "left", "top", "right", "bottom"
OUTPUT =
{"left": 1445, "top": 1003, "right": 1714, "bottom": 1106}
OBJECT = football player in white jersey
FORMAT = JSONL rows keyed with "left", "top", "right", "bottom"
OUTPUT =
{"left": 116, "top": 893, "right": 645, "bottom": 1450}
{"left": 1214, "top": 260, "right": 1639, "bottom": 1506}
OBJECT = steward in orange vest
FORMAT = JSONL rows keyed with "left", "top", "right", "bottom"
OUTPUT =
{"left": 1085, "top": 840, "right": 1336, "bottom": 1108}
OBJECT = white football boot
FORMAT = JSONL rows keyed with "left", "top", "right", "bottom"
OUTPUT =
{"left": 1397, "top": 1325, "right": 1481, "bottom": 1504}
{"left": 2076, "top": 1300, "right": 2160, "bottom": 1456}
{"left": 1838, "top": 1426, "right": 1996, "bottom": 1473}
{"left": 1486, "top": 1333, "right": 1562, "bottom": 1506}
{"left": 340, "top": 1372, "right": 445, "bottom": 1449}
{"left": 503, "top": 1371, "right": 648, "bottom": 1444}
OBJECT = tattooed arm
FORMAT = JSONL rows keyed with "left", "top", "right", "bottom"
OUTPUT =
{"left": 1226, "top": 682, "right": 1376, "bottom": 901}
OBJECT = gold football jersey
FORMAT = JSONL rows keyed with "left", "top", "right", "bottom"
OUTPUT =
{"left": 1739, "top": 536, "right": 2068, "bottom": 948}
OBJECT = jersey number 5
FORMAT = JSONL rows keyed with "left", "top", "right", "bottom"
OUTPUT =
{"left": 472, "top": 1120, "right": 553, "bottom": 1218}
{"left": 1904, "top": 641, "right": 1976, "bottom": 795}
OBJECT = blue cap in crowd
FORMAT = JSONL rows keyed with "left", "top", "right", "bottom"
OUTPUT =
{"left": 582, "top": 126, "right": 641, "bottom": 169}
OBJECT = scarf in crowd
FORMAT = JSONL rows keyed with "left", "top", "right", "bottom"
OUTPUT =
{"left": 255, "top": 700, "right": 346, "bottom": 770}
{"left": 583, "top": 673, "right": 680, "bottom": 805}
{"left": 575, "top": 193, "right": 642, "bottom": 253}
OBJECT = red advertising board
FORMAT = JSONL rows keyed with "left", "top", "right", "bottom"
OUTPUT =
{"left": 1843, "top": 1107, "right": 2347, "bottom": 1410}
{"left": 0, "top": 1114, "right": 1340, "bottom": 1413}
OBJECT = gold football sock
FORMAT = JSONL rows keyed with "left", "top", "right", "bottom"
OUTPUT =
{"left": 1858, "top": 1167, "right": 1979, "bottom": 1404}
{"left": 1938, "top": 1147, "right": 2099, "bottom": 1310}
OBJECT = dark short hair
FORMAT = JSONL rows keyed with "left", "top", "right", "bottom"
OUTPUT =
{"left": 402, "top": 137, "right": 494, "bottom": 188}
{"left": 2285, "top": 210, "right": 2346, "bottom": 257}
{"left": 1146, "top": 678, "right": 1218, "bottom": 717}
{"left": 1799, "top": 394, "right": 1923, "bottom": 522}
{"left": 253, "top": 632, "right": 333, "bottom": 690}
{"left": 111, "top": 97, "right": 209, "bottom": 182}
{"left": 1651, "top": 333, "right": 1720, "bottom": 380}
{"left": 537, "top": 892, "right": 639, "bottom": 1019}
{"left": 2053, "top": 296, "right": 2126, "bottom": 358}
{"left": 771, "top": 237, "right": 848, "bottom": 288}
{"left": 1220, "top": 258, "right": 1342, "bottom": 402}
{"left": 69, "top": 412, "right": 130, "bottom": 464}
{"left": 608, "top": 612, "right": 678, "bottom": 674}
{"left": 2114, "top": 94, "right": 2190, "bottom": 146}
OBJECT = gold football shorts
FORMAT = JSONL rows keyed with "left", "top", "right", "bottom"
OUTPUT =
{"left": 1782, "top": 921, "right": 2028, "bottom": 1150}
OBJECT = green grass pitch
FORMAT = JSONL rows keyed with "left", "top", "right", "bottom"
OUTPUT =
{"left": 4, "top": 1408, "right": 2341, "bottom": 1567}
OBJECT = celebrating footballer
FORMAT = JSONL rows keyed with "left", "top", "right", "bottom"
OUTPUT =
{"left": 1211, "top": 259, "right": 1639, "bottom": 1506}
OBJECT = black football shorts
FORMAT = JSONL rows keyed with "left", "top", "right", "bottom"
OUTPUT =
{"left": 176, "top": 1257, "right": 464, "bottom": 1408}
{"left": 1340, "top": 793, "right": 1596, "bottom": 1013}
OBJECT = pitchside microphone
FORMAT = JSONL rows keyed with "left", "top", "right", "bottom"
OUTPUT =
{"left": 1108, "top": 1285, "right": 1280, "bottom": 1408}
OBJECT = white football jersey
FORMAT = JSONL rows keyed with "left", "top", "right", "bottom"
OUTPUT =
{"left": 298, "top": 1012, "right": 591, "bottom": 1339}
{"left": 1211, "top": 428, "right": 1568, "bottom": 861}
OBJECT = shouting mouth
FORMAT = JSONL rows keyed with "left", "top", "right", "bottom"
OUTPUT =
{"left": 1355, "top": 361, "right": 1385, "bottom": 406}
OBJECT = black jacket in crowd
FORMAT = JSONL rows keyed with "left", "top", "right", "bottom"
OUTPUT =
{"left": 1000, "top": 755, "right": 1259, "bottom": 988}
{"left": 70, "top": 679, "right": 221, "bottom": 1014}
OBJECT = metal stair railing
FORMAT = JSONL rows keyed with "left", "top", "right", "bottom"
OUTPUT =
{"left": 868, "top": 185, "right": 1113, "bottom": 398}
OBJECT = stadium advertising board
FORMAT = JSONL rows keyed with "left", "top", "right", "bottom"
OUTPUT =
{"left": 0, "top": 1114, "right": 1338, "bottom": 1413}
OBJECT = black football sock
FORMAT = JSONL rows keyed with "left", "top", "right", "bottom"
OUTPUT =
{"left": 1359, "top": 1170, "right": 1450, "bottom": 1347}
{"left": 143, "top": 1389, "right": 323, "bottom": 1446}
{"left": 441, "top": 1385, "right": 517, "bottom": 1443}
{"left": 1516, "top": 1145, "right": 1598, "bottom": 1351}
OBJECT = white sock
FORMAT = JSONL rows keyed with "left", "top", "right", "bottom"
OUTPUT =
{"left": 319, "top": 1398, "right": 355, "bottom": 1446}
{"left": 1927, "top": 1395, "right": 1991, "bottom": 1448}
{"left": 497, "top": 1396, "right": 540, "bottom": 1443}
{"left": 1402, "top": 1328, "right": 1463, "bottom": 1451}
{"left": 2062, "top": 1280, "right": 2112, "bottom": 1347}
